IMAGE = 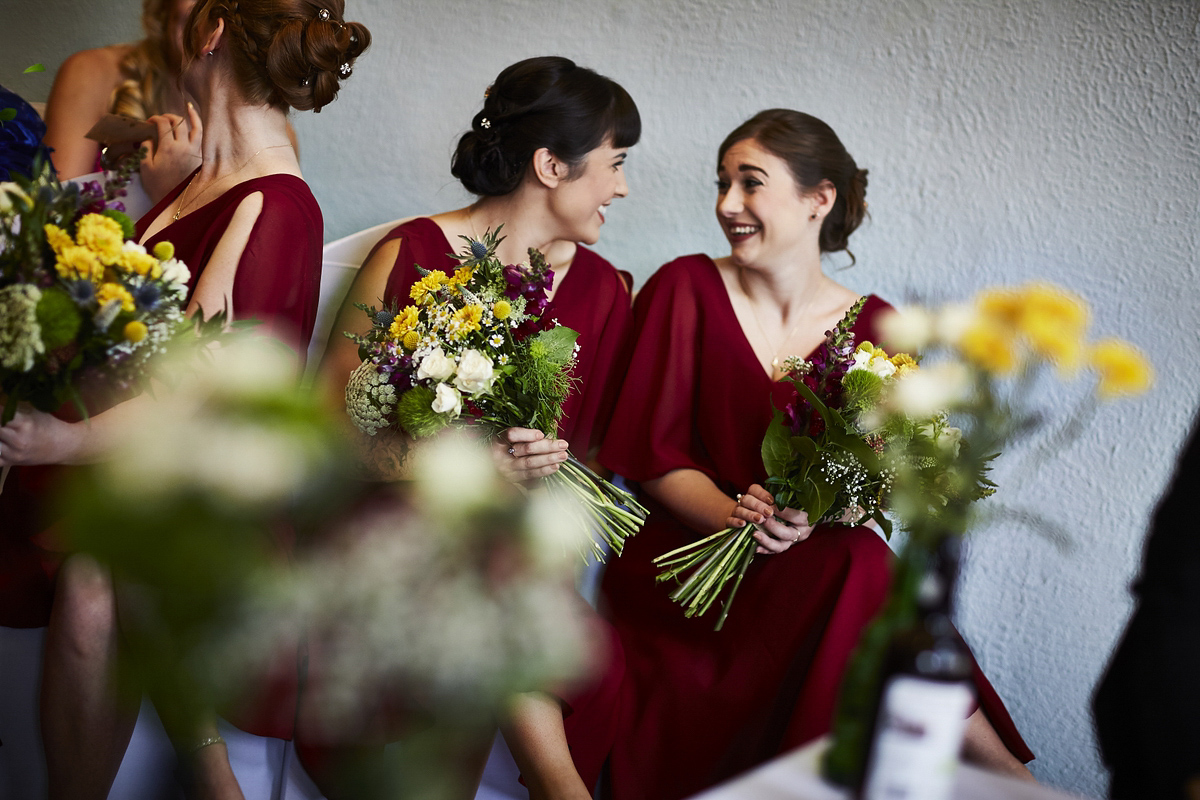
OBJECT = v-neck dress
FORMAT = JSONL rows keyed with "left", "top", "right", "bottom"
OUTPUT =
{"left": 598, "top": 254, "right": 1034, "bottom": 800}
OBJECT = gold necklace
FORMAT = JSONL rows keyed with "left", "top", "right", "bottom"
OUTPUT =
{"left": 173, "top": 143, "right": 293, "bottom": 221}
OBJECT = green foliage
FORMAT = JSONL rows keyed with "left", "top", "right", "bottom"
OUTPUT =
{"left": 0, "top": 108, "right": 15, "bottom": 123}
{"left": 396, "top": 385, "right": 449, "bottom": 438}
{"left": 35, "top": 286, "right": 81, "bottom": 349}
{"left": 101, "top": 208, "right": 136, "bottom": 240}
{"left": 23, "top": 64, "right": 45, "bottom": 73}
{"left": 841, "top": 368, "right": 883, "bottom": 414}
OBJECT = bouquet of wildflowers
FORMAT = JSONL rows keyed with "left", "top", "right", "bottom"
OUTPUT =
{"left": 0, "top": 155, "right": 192, "bottom": 428}
{"left": 654, "top": 298, "right": 994, "bottom": 630}
{"left": 344, "top": 228, "right": 647, "bottom": 562}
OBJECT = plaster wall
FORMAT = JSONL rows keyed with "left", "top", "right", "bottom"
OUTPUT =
{"left": 3, "top": 1, "right": 1198, "bottom": 796}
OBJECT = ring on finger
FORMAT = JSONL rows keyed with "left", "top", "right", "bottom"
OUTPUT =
{"left": 507, "top": 446, "right": 516, "bottom": 457}
{"left": 735, "top": 493, "right": 743, "bottom": 503}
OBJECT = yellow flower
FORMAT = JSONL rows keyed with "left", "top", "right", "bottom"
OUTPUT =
{"left": 124, "top": 320, "right": 148, "bottom": 343}
{"left": 56, "top": 245, "right": 103, "bottom": 282}
{"left": 118, "top": 247, "right": 159, "bottom": 277}
{"left": 448, "top": 266, "right": 474, "bottom": 291}
{"left": 890, "top": 352, "right": 918, "bottom": 376}
{"left": 1017, "top": 283, "right": 1089, "bottom": 369}
{"left": 75, "top": 214, "right": 125, "bottom": 265}
{"left": 410, "top": 271, "right": 448, "bottom": 304}
{"left": 959, "top": 318, "right": 1018, "bottom": 374}
{"left": 452, "top": 304, "right": 483, "bottom": 337}
{"left": 387, "top": 305, "right": 420, "bottom": 341}
{"left": 1089, "top": 339, "right": 1153, "bottom": 397}
{"left": 96, "top": 282, "right": 135, "bottom": 313}
{"left": 493, "top": 299, "right": 512, "bottom": 320}
{"left": 402, "top": 330, "right": 420, "bottom": 351}
{"left": 44, "top": 223, "right": 74, "bottom": 255}
{"left": 153, "top": 241, "right": 175, "bottom": 261}
{"left": 976, "top": 288, "right": 1024, "bottom": 328}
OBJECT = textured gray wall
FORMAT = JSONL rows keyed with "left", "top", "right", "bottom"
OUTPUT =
{"left": 4, "top": 1, "right": 1199, "bottom": 796}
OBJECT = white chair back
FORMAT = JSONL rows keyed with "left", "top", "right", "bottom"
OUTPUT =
{"left": 308, "top": 217, "right": 415, "bottom": 368}
{"left": 68, "top": 170, "right": 155, "bottom": 223}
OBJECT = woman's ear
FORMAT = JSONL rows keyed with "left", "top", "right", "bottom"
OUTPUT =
{"left": 810, "top": 179, "right": 837, "bottom": 219}
{"left": 531, "top": 147, "right": 568, "bottom": 190}
{"left": 199, "top": 16, "right": 225, "bottom": 57}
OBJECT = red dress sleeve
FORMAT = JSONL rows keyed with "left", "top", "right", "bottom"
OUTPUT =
{"left": 599, "top": 257, "right": 714, "bottom": 482}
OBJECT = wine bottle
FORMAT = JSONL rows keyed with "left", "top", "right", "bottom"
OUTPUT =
{"left": 858, "top": 535, "right": 974, "bottom": 800}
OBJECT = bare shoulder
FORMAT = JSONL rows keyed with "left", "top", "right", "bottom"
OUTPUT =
{"left": 55, "top": 44, "right": 131, "bottom": 93}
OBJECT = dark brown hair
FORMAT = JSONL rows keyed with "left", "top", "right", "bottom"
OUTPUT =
{"left": 451, "top": 56, "right": 641, "bottom": 197}
{"left": 719, "top": 109, "right": 868, "bottom": 259}
{"left": 183, "top": 0, "right": 370, "bottom": 112}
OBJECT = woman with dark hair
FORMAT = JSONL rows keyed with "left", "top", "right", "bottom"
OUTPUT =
{"left": 597, "top": 109, "right": 1035, "bottom": 799}
{"left": 0, "top": 1, "right": 369, "bottom": 796}
{"left": 317, "top": 55, "right": 639, "bottom": 799}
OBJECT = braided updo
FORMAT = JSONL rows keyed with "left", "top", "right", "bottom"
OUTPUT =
{"left": 451, "top": 56, "right": 641, "bottom": 197}
{"left": 183, "top": 0, "right": 370, "bottom": 112}
{"left": 719, "top": 109, "right": 868, "bottom": 261}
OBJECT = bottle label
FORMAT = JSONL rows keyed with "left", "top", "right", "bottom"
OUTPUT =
{"left": 862, "top": 676, "right": 974, "bottom": 800}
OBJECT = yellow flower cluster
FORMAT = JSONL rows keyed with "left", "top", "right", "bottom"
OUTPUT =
{"left": 961, "top": 283, "right": 1152, "bottom": 396}
{"left": 387, "top": 305, "right": 420, "bottom": 342}
{"left": 890, "top": 352, "right": 918, "bottom": 376}
{"left": 447, "top": 265, "right": 474, "bottom": 292}
{"left": 452, "top": 304, "right": 484, "bottom": 338}
{"left": 45, "top": 214, "right": 163, "bottom": 284}
{"left": 96, "top": 282, "right": 135, "bottom": 313}
{"left": 410, "top": 271, "right": 448, "bottom": 304}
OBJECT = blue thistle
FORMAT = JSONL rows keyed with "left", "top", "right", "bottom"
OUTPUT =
{"left": 470, "top": 240, "right": 488, "bottom": 260}
{"left": 67, "top": 280, "right": 95, "bottom": 305}
{"left": 133, "top": 283, "right": 161, "bottom": 311}
{"left": 374, "top": 310, "right": 396, "bottom": 327}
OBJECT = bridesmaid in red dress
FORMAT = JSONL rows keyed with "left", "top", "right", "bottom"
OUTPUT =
{"left": 598, "top": 109, "right": 1036, "bottom": 800}
{"left": 0, "top": 0, "right": 369, "bottom": 796}
{"left": 317, "top": 56, "right": 639, "bottom": 800}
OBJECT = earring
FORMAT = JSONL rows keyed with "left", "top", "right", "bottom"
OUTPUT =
{"left": 810, "top": 212, "right": 818, "bottom": 220}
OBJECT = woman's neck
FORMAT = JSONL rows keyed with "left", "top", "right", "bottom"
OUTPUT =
{"left": 734, "top": 247, "right": 830, "bottom": 320}
{"left": 194, "top": 81, "right": 293, "bottom": 178}
{"left": 467, "top": 191, "right": 560, "bottom": 266}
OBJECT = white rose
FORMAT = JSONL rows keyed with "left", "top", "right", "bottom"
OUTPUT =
{"left": 935, "top": 304, "right": 975, "bottom": 346}
{"left": 937, "top": 425, "right": 963, "bottom": 456}
{"left": 417, "top": 347, "right": 456, "bottom": 382}
{"left": 430, "top": 382, "right": 462, "bottom": 416}
{"left": 453, "top": 349, "right": 495, "bottom": 395}
{"left": 847, "top": 349, "right": 874, "bottom": 373}
{"left": 868, "top": 354, "right": 897, "bottom": 379}
{"left": 159, "top": 258, "right": 191, "bottom": 289}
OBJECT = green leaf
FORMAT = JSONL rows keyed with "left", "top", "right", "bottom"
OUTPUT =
{"left": 23, "top": 64, "right": 46, "bottom": 73}
{"left": 529, "top": 325, "right": 579, "bottom": 366}
{"left": 0, "top": 108, "right": 16, "bottom": 122}
{"left": 760, "top": 410, "right": 792, "bottom": 478}
{"left": 36, "top": 287, "right": 82, "bottom": 349}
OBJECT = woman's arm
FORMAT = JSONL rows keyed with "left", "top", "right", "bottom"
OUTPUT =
{"left": 42, "top": 47, "right": 125, "bottom": 181}
{"left": 643, "top": 468, "right": 814, "bottom": 553}
{"left": 502, "top": 692, "right": 592, "bottom": 800}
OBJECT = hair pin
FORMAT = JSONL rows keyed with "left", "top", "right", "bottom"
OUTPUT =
{"left": 317, "top": 8, "right": 331, "bottom": 21}
{"left": 483, "top": 85, "right": 492, "bottom": 99}
{"left": 339, "top": 62, "right": 352, "bottom": 78}
{"left": 480, "top": 117, "right": 491, "bottom": 129}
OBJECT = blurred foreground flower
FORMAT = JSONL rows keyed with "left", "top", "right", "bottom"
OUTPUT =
{"left": 63, "top": 338, "right": 592, "bottom": 799}
{"left": 824, "top": 282, "right": 1153, "bottom": 788}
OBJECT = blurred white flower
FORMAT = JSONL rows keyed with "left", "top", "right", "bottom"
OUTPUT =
{"left": 889, "top": 362, "right": 971, "bottom": 417}
{"left": 878, "top": 307, "right": 934, "bottom": 352}
{"left": 935, "top": 304, "right": 975, "bottom": 345}
{"left": 413, "top": 431, "right": 499, "bottom": 510}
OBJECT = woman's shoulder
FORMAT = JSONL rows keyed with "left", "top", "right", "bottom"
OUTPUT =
{"left": 573, "top": 245, "right": 632, "bottom": 293}
{"left": 642, "top": 253, "right": 720, "bottom": 296}
{"left": 58, "top": 44, "right": 131, "bottom": 81}
{"left": 227, "top": 173, "right": 320, "bottom": 220}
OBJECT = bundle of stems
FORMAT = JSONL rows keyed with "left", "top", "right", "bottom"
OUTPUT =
{"left": 547, "top": 455, "right": 649, "bottom": 564}
{"left": 653, "top": 522, "right": 761, "bottom": 631}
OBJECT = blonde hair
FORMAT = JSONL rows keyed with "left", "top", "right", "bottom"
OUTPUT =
{"left": 107, "top": 0, "right": 172, "bottom": 119}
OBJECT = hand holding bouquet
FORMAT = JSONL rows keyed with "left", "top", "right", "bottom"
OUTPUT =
{"left": 654, "top": 298, "right": 994, "bottom": 630}
{"left": 344, "top": 228, "right": 647, "bottom": 562}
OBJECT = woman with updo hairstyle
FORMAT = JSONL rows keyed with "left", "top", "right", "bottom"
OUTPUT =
{"left": 595, "top": 109, "right": 1037, "bottom": 798}
{"left": 317, "top": 55, "right": 638, "bottom": 799}
{"left": 0, "top": 0, "right": 369, "bottom": 797}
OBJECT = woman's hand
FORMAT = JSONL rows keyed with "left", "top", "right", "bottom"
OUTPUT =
{"left": 491, "top": 427, "right": 568, "bottom": 483}
{"left": 141, "top": 105, "right": 203, "bottom": 203}
{"left": 728, "top": 484, "right": 815, "bottom": 554}
{"left": 0, "top": 406, "right": 85, "bottom": 467}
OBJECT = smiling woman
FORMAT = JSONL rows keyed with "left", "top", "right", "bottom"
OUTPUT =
{"left": 312, "top": 55, "right": 641, "bottom": 800}
{"left": 594, "top": 108, "right": 1036, "bottom": 799}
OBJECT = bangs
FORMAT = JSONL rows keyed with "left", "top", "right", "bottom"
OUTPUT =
{"left": 605, "top": 83, "right": 641, "bottom": 149}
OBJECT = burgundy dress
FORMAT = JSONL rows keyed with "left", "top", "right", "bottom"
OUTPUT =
{"left": 372, "top": 217, "right": 634, "bottom": 787}
{"left": 598, "top": 255, "right": 1034, "bottom": 800}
